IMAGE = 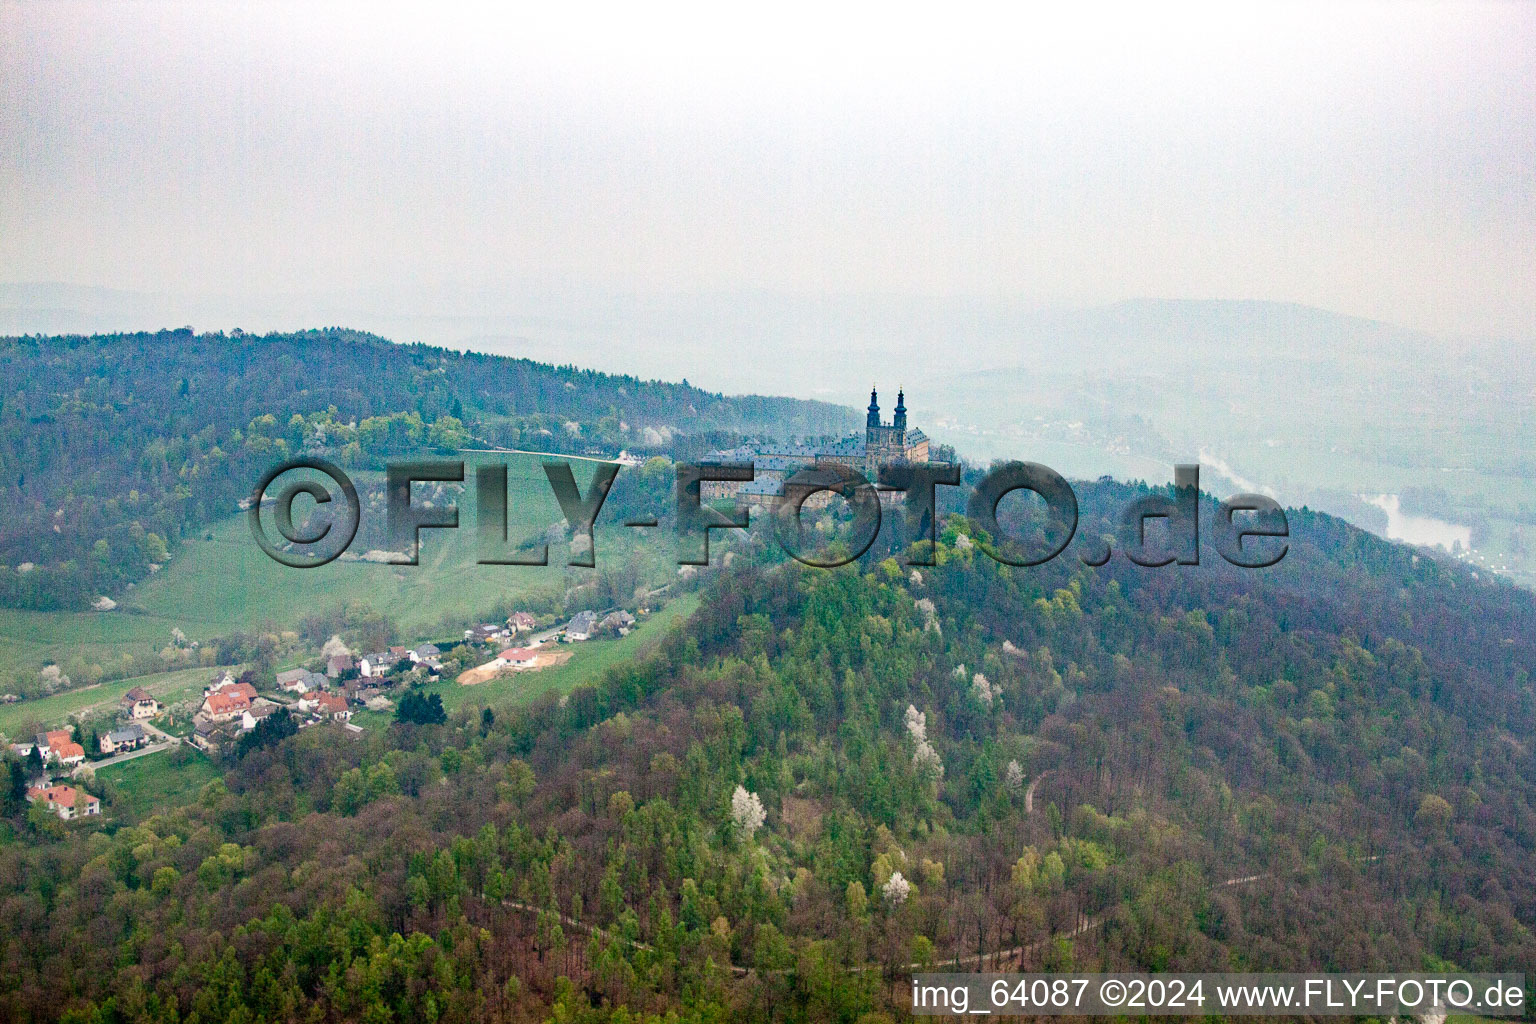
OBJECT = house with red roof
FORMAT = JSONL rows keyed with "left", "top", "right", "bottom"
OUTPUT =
{"left": 201, "top": 685, "right": 254, "bottom": 722}
{"left": 52, "top": 741, "right": 86, "bottom": 767}
{"left": 496, "top": 646, "right": 540, "bottom": 669}
{"left": 27, "top": 783, "right": 100, "bottom": 820}
{"left": 310, "top": 692, "right": 351, "bottom": 721}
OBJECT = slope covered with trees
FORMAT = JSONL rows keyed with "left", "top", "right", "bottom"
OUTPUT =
{"left": 1, "top": 481, "right": 1532, "bottom": 1022}
{"left": 0, "top": 328, "right": 854, "bottom": 609}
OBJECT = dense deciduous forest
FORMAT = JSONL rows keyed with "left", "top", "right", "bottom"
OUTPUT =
{"left": 0, "top": 329, "right": 853, "bottom": 609}
{"left": 1, "top": 481, "right": 1532, "bottom": 1023}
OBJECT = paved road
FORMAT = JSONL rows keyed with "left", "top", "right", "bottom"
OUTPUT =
{"left": 74, "top": 740, "right": 172, "bottom": 777}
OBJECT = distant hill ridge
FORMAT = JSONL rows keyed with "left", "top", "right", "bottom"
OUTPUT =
{"left": 0, "top": 327, "right": 856, "bottom": 610}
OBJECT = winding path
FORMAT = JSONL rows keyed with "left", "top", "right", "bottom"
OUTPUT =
{"left": 1023, "top": 769, "right": 1054, "bottom": 815}
{"left": 495, "top": 777, "right": 1371, "bottom": 980}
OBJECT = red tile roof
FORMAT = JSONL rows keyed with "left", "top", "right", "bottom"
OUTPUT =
{"left": 204, "top": 690, "right": 252, "bottom": 715}
{"left": 28, "top": 783, "right": 94, "bottom": 809}
{"left": 498, "top": 647, "right": 538, "bottom": 661}
{"left": 314, "top": 693, "right": 349, "bottom": 715}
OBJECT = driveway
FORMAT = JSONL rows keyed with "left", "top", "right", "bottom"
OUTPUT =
{"left": 74, "top": 741, "right": 173, "bottom": 776}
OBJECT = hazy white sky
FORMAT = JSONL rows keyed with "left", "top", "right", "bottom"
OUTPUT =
{"left": 3, "top": 0, "right": 1534, "bottom": 338}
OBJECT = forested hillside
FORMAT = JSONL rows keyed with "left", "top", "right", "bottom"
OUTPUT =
{"left": 2, "top": 482, "right": 1532, "bottom": 1022}
{"left": 0, "top": 329, "right": 853, "bottom": 609}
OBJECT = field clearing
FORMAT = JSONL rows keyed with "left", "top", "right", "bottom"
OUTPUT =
{"left": 0, "top": 665, "right": 220, "bottom": 738}
{"left": 458, "top": 646, "right": 573, "bottom": 686}
{"left": 97, "top": 749, "right": 222, "bottom": 819}
{"left": 425, "top": 592, "right": 700, "bottom": 715}
{"left": 0, "top": 453, "right": 673, "bottom": 675}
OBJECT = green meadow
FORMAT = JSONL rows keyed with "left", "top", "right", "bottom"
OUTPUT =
{"left": 0, "top": 454, "right": 674, "bottom": 677}
{"left": 424, "top": 592, "right": 701, "bottom": 716}
{"left": 0, "top": 665, "right": 218, "bottom": 738}
{"left": 96, "top": 749, "right": 222, "bottom": 819}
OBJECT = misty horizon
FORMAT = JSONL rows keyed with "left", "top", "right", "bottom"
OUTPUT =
{"left": 4, "top": 2, "right": 1534, "bottom": 343}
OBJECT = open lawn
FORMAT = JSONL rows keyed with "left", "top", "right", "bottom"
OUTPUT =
{"left": 0, "top": 453, "right": 675, "bottom": 679}
{"left": 96, "top": 749, "right": 222, "bottom": 819}
{"left": 0, "top": 665, "right": 221, "bottom": 738}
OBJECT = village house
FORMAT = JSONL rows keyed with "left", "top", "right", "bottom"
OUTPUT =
{"left": 310, "top": 692, "right": 351, "bottom": 722}
{"left": 496, "top": 646, "right": 539, "bottom": 669}
{"left": 121, "top": 686, "right": 161, "bottom": 720}
{"left": 52, "top": 741, "right": 86, "bottom": 767}
{"left": 99, "top": 723, "right": 148, "bottom": 755}
{"left": 240, "top": 703, "right": 279, "bottom": 731}
{"left": 33, "top": 729, "right": 85, "bottom": 766}
{"left": 201, "top": 681, "right": 257, "bottom": 722}
{"left": 326, "top": 654, "right": 355, "bottom": 678}
{"left": 27, "top": 783, "right": 100, "bottom": 820}
{"left": 211, "top": 676, "right": 256, "bottom": 698}
{"left": 599, "top": 610, "right": 636, "bottom": 635}
{"left": 276, "top": 667, "right": 326, "bottom": 693}
{"left": 191, "top": 718, "right": 233, "bottom": 752}
{"left": 358, "top": 652, "right": 395, "bottom": 679}
{"left": 36, "top": 729, "right": 70, "bottom": 759}
{"left": 507, "top": 611, "right": 536, "bottom": 633}
{"left": 404, "top": 643, "right": 444, "bottom": 675}
{"left": 563, "top": 610, "right": 598, "bottom": 642}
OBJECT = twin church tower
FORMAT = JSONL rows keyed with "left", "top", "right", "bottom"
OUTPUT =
{"left": 699, "top": 386, "right": 936, "bottom": 506}
{"left": 865, "top": 385, "right": 912, "bottom": 461}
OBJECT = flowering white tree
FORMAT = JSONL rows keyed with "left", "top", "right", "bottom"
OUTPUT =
{"left": 905, "top": 705, "right": 944, "bottom": 780}
{"left": 971, "top": 672, "right": 998, "bottom": 708}
{"left": 913, "top": 741, "right": 944, "bottom": 778}
{"left": 731, "top": 785, "right": 766, "bottom": 840}
{"left": 882, "top": 870, "right": 912, "bottom": 905}
{"left": 1005, "top": 759, "right": 1025, "bottom": 792}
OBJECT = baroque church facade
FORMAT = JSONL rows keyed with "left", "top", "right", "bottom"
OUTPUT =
{"left": 700, "top": 387, "right": 941, "bottom": 506}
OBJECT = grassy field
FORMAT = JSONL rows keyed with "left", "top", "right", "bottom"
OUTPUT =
{"left": 0, "top": 665, "right": 221, "bottom": 738}
{"left": 96, "top": 749, "right": 222, "bottom": 819}
{"left": 0, "top": 453, "right": 673, "bottom": 676}
{"left": 424, "top": 592, "right": 700, "bottom": 716}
